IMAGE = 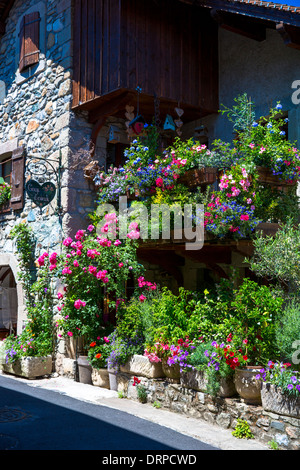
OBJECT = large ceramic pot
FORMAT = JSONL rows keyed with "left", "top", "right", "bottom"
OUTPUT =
{"left": 91, "top": 367, "right": 110, "bottom": 389}
{"left": 162, "top": 359, "right": 180, "bottom": 382}
{"left": 1, "top": 356, "right": 52, "bottom": 379}
{"left": 234, "top": 366, "right": 262, "bottom": 405}
{"left": 77, "top": 355, "right": 92, "bottom": 385}
{"left": 261, "top": 383, "right": 300, "bottom": 418}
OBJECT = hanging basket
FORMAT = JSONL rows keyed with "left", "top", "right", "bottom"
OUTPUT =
{"left": 256, "top": 167, "right": 297, "bottom": 188}
{"left": 178, "top": 167, "right": 217, "bottom": 188}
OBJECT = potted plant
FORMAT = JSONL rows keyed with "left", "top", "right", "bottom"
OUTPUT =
{"left": 0, "top": 178, "right": 11, "bottom": 209}
{"left": 182, "top": 340, "right": 236, "bottom": 397}
{"left": 1, "top": 330, "right": 53, "bottom": 379}
{"left": 88, "top": 335, "right": 112, "bottom": 389}
{"left": 257, "top": 362, "right": 300, "bottom": 418}
{"left": 228, "top": 279, "right": 284, "bottom": 404}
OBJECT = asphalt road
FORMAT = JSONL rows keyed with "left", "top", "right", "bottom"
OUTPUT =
{"left": 0, "top": 374, "right": 219, "bottom": 452}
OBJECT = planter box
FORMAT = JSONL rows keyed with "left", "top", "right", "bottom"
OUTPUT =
{"left": 91, "top": 367, "right": 110, "bottom": 389}
{"left": 180, "top": 369, "right": 236, "bottom": 397}
{"left": 120, "top": 354, "right": 164, "bottom": 379}
{"left": 180, "top": 369, "right": 208, "bottom": 392}
{"left": 261, "top": 383, "right": 300, "bottom": 418}
{"left": 179, "top": 167, "right": 217, "bottom": 188}
{"left": 1, "top": 356, "right": 52, "bottom": 379}
{"left": 256, "top": 166, "right": 297, "bottom": 187}
{"left": 162, "top": 359, "right": 180, "bottom": 382}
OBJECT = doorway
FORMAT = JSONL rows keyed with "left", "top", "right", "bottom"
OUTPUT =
{"left": 0, "top": 266, "right": 17, "bottom": 339}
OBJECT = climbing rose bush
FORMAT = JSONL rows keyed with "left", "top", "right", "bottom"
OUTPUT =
{"left": 42, "top": 213, "right": 154, "bottom": 343}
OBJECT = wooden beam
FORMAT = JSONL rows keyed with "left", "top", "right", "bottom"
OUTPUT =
{"left": 211, "top": 9, "right": 266, "bottom": 41}
{"left": 276, "top": 22, "right": 300, "bottom": 50}
{"left": 137, "top": 250, "right": 185, "bottom": 286}
{"left": 88, "top": 91, "right": 133, "bottom": 123}
{"left": 204, "top": 262, "right": 229, "bottom": 279}
{"left": 178, "top": 0, "right": 300, "bottom": 28}
{"left": 89, "top": 92, "right": 132, "bottom": 157}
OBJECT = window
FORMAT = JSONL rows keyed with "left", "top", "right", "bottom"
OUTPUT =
{"left": 18, "top": 11, "right": 40, "bottom": 72}
{"left": 0, "top": 146, "right": 25, "bottom": 213}
{"left": 0, "top": 157, "right": 12, "bottom": 185}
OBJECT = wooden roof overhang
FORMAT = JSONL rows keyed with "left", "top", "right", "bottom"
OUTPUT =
{"left": 179, "top": 0, "right": 300, "bottom": 46}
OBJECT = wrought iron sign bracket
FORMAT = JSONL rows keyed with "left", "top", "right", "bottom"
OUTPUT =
{"left": 25, "top": 150, "right": 64, "bottom": 215}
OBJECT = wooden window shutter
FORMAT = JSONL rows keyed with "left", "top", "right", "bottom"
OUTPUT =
{"left": 19, "top": 11, "right": 40, "bottom": 72}
{"left": 11, "top": 147, "right": 25, "bottom": 211}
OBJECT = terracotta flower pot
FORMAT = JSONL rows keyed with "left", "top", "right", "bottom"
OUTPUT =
{"left": 234, "top": 366, "right": 262, "bottom": 405}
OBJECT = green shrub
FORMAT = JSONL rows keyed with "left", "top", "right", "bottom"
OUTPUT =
{"left": 275, "top": 301, "right": 300, "bottom": 367}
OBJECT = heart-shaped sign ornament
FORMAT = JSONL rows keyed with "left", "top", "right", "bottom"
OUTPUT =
{"left": 26, "top": 180, "right": 56, "bottom": 208}
{"left": 175, "top": 107, "right": 184, "bottom": 117}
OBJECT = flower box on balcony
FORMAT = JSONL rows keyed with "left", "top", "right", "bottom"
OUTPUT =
{"left": 178, "top": 167, "right": 217, "bottom": 188}
{"left": 256, "top": 166, "right": 297, "bottom": 188}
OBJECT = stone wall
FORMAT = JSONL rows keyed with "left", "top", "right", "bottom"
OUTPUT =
{"left": 182, "top": 27, "right": 300, "bottom": 148}
{"left": 0, "top": 0, "right": 103, "bottom": 330}
{"left": 118, "top": 373, "right": 300, "bottom": 451}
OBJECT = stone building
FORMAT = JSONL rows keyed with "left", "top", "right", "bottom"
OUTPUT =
{"left": 0, "top": 0, "right": 300, "bottom": 335}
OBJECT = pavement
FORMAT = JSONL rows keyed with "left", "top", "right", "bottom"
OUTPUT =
{"left": 0, "top": 370, "right": 269, "bottom": 450}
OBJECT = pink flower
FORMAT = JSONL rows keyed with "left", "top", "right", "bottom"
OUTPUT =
{"left": 127, "top": 230, "right": 140, "bottom": 240}
{"left": 74, "top": 299, "right": 86, "bottom": 310}
{"left": 240, "top": 214, "right": 249, "bottom": 221}
{"left": 139, "top": 294, "right": 146, "bottom": 302}
{"left": 37, "top": 252, "right": 49, "bottom": 267}
{"left": 129, "top": 221, "right": 139, "bottom": 230}
{"left": 37, "top": 256, "right": 45, "bottom": 267}
{"left": 118, "top": 262, "right": 124, "bottom": 268}
{"left": 62, "top": 267, "right": 72, "bottom": 275}
{"left": 88, "top": 265, "right": 97, "bottom": 276}
{"left": 57, "top": 292, "right": 64, "bottom": 299}
{"left": 67, "top": 332, "right": 73, "bottom": 337}
{"left": 155, "top": 177, "right": 164, "bottom": 187}
{"left": 114, "top": 239, "right": 122, "bottom": 246}
{"left": 103, "top": 336, "right": 110, "bottom": 343}
{"left": 49, "top": 252, "right": 57, "bottom": 264}
{"left": 63, "top": 237, "right": 73, "bottom": 247}
{"left": 73, "top": 260, "right": 79, "bottom": 267}
{"left": 87, "top": 225, "right": 94, "bottom": 232}
{"left": 75, "top": 230, "right": 85, "bottom": 240}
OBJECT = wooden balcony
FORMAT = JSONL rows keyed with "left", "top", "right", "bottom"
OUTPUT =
{"left": 72, "top": 0, "right": 219, "bottom": 125}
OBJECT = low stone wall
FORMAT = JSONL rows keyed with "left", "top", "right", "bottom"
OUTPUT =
{"left": 56, "top": 354, "right": 300, "bottom": 450}
{"left": 117, "top": 372, "right": 300, "bottom": 451}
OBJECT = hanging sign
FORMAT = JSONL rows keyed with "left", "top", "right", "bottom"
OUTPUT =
{"left": 25, "top": 180, "right": 56, "bottom": 208}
